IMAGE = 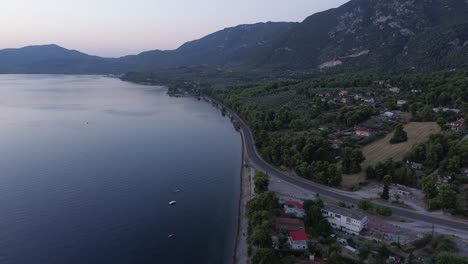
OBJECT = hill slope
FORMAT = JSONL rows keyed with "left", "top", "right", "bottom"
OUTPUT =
{"left": 266, "top": 0, "right": 468, "bottom": 72}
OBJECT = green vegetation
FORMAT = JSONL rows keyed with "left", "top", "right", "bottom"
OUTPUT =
{"left": 357, "top": 199, "right": 374, "bottom": 212}
{"left": 390, "top": 124, "right": 408, "bottom": 144}
{"left": 421, "top": 176, "right": 458, "bottom": 211}
{"left": 376, "top": 206, "right": 393, "bottom": 217}
{"left": 367, "top": 159, "right": 417, "bottom": 187}
{"left": 342, "top": 147, "right": 365, "bottom": 174}
{"left": 380, "top": 175, "right": 392, "bottom": 200}
{"left": 253, "top": 171, "right": 269, "bottom": 194}
{"left": 405, "top": 133, "right": 459, "bottom": 171}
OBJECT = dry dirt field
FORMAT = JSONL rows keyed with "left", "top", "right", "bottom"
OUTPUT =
{"left": 342, "top": 122, "right": 441, "bottom": 188}
{"left": 361, "top": 122, "right": 440, "bottom": 167}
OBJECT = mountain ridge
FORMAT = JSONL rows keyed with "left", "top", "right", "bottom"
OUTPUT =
{"left": 0, "top": 0, "right": 466, "bottom": 75}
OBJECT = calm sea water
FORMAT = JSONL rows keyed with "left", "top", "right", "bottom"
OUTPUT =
{"left": 0, "top": 75, "right": 241, "bottom": 264}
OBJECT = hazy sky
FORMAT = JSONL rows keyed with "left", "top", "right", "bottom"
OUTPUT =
{"left": 0, "top": 0, "right": 348, "bottom": 57}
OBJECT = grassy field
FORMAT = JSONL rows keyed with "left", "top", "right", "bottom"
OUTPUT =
{"left": 342, "top": 122, "right": 441, "bottom": 188}
{"left": 361, "top": 122, "right": 441, "bottom": 167}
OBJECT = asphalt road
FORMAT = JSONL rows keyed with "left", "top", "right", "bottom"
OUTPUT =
{"left": 220, "top": 101, "right": 468, "bottom": 232}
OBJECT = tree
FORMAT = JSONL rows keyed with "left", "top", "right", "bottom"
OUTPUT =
{"left": 381, "top": 184, "right": 390, "bottom": 200}
{"left": 436, "top": 252, "right": 468, "bottom": 264}
{"left": 377, "top": 206, "right": 393, "bottom": 217}
{"left": 381, "top": 175, "right": 392, "bottom": 200}
{"left": 249, "top": 227, "right": 272, "bottom": 247}
{"left": 252, "top": 248, "right": 278, "bottom": 264}
{"left": 305, "top": 205, "right": 323, "bottom": 227}
{"left": 390, "top": 124, "right": 408, "bottom": 144}
{"left": 421, "top": 176, "right": 439, "bottom": 200}
{"left": 342, "top": 147, "right": 365, "bottom": 174}
{"left": 393, "top": 193, "right": 401, "bottom": 203}
{"left": 357, "top": 200, "right": 373, "bottom": 211}
{"left": 317, "top": 219, "right": 333, "bottom": 236}
{"left": 254, "top": 171, "right": 269, "bottom": 194}
{"left": 438, "top": 184, "right": 457, "bottom": 211}
{"left": 437, "top": 117, "right": 449, "bottom": 131}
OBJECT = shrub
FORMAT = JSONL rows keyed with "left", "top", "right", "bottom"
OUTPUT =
{"left": 377, "top": 206, "right": 393, "bottom": 217}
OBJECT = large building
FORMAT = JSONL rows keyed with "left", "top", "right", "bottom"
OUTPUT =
{"left": 321, "top": 204, "right": 368, "bottom": 235}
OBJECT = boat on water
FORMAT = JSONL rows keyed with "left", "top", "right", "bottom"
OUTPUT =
{"left": 169, "top": 201, "right": 176, "bottom": 205}
{"left": 168, "top": 234, "right": 175, "bottom": 239}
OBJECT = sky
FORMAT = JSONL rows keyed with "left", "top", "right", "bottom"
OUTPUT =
{"left": 0, "top": 0, "right": 348, "bottom": 57}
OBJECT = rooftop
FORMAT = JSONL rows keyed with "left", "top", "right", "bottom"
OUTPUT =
{"left": 284, "top": 200, "right": 303, "bottom": 209}
{"left": 289, "top": 230, "right": 308, "bottom": 241}
{"left": 275, "top": 218, "right": 305, "bottom": 231}
{"left": 323, "top": 204, "right": 367, "bottom": 221}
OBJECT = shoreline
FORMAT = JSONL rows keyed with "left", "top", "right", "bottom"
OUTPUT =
{"left": 232, "top": 127, "right": 249, "bottom": 264}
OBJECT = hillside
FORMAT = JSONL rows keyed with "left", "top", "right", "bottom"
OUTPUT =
{"left": 266, "top": 0, "right": 468, "bottom": 73}
{"left": 0, "top": 44, "right": 126, "bottom": 74}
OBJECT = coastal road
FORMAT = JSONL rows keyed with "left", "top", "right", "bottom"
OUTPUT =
{"left": 218, "top": 100, "right": 468, "bottom": 232}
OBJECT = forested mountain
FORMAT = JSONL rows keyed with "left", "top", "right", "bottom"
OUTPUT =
{"left": 0, "top": 44, "right": 126, "bottom": 74}
{"left": 0, "top": 0, "right": 467, "bottom": 74}
{"left": 266, "top": 0, "right": 468, "bottom": 72}
{"left": 119, "top": 22, "right": 296, "bottom": 71}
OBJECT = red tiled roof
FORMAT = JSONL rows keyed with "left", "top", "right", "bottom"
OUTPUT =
{"left": 275, "top": 218, "right": 305, "bottom": 231}
{"left": 284, "top": 200, "right": 303, "bottom": 209}
{"left": 329, "top": 139, "right": 344, "bottom": 145}
{"left": 450, "top": 118, "right": 465, "bottom": 127}
{"left": 355, "top": 127, "right": 376, "bottom": 133}
{"left": 289, "top": 230, "right": 308, "bottom": 241}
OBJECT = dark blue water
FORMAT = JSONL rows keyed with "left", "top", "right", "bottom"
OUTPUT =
{"left": 0, "top": 75, "right": 241, "bottom": 264}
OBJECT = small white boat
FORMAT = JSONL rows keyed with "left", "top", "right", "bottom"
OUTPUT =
{"left": 169, "top": 201, "right": 176, "bottom": 205}
{"left": 168, "top": 234, "right": 175, "bottom": 239}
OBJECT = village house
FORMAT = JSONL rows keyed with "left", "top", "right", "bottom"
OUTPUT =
{"left": 288, "top": 230, "right": 309, "bottom": 250}
{"left": 354, "top": 94, "right": 363, "bottom": 100}
{"left": 461, "top": 167, "right": 468, "bottom": 177}
{"left": 449, "top": 118, "right": 465, "bottom": 132}
{"left": 329, "top": 139, "right": 344, "bottom": 150}
{"left": 382, "top": 111, "right": 395, "bottom": 119}
{"left": 389, "top": 87, "right": 400, "bottom": 93}
{"left": 396, "top": 100, "right": 408, "bottom": 107}
{"left": 411, "top": 89, "right": 422, "bottom": 93}
{"left": 275, "top": 218, "right": 305, "bottom": 232}
{"left": 362, "top": 97, "right": 375, "bottom": 104}
{"left": 321, "top": 204, "right": 368, "bottom": 235}
{"left": 437, "top": 174, "right": 452, "bottom": 184}
{"left": 355, "top": 127, "right": 376, "bottom": 137}
{"left": 433, "top": 107, "right": 461, "bottom": 114}
{"left": 339, "top": 90, "right": 348, "bottom": 97}
{"left": 283, "top": 200, "right": 305, "bottom": 218}
{"left": 405, "top": 160, "right": 423, "bottom": 170}
{"left": 340, "top": 97, "right": 348, "bottom": 104}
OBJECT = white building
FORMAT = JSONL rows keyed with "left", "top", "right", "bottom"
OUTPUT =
{"left": 383, "top": 111, "right": 395, "bottom": 119}
{"left": 397, "top": 100, "right": 408, "bottom": 106}
{"left": 288, "top": 230, "right": 308, "bottom": 250}
{"left": 389, "top": 87, "right": 400, "bottom": 93}
{"left": 321, "top": 204, "right": 368, "bottom": 235}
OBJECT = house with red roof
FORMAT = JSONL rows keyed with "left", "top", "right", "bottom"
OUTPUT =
{"left": 329, "top": 139, "right": 344, "bottom": 149}
{"left": 449, "top": 118, "right": 465, "bottom": 132}
{"left": 355, "top": 127, "right": 376, "bottom": 137}
{"left": 283, "top": 200, "right": 305, "bottom": 218}
{"left": 288, "top": 230, "right": 308, "bottom": 250}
